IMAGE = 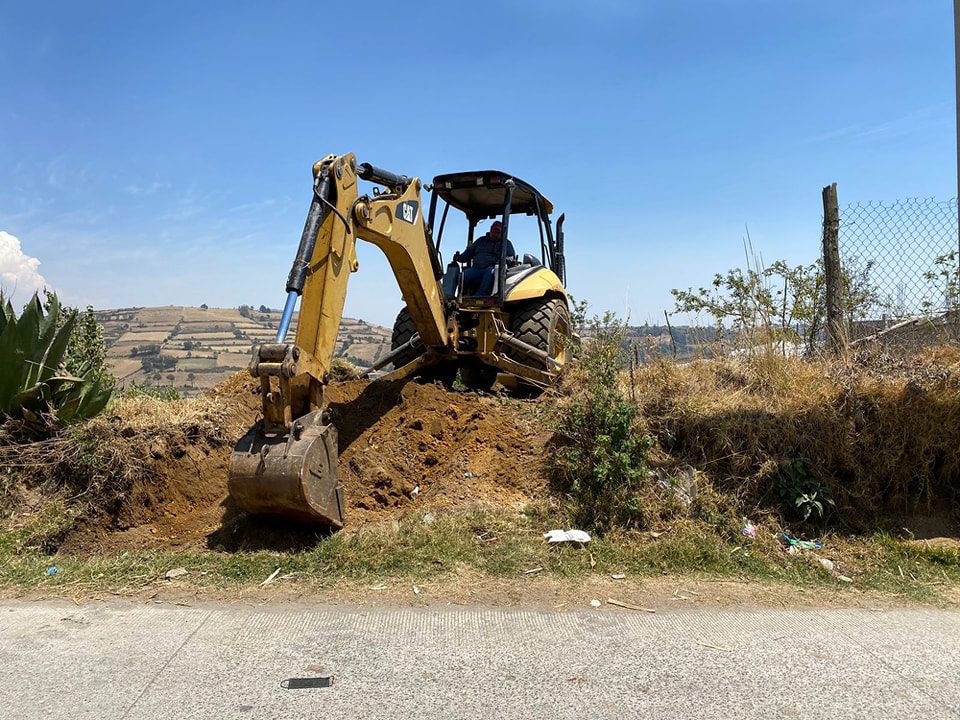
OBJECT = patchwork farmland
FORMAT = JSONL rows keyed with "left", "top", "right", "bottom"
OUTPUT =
{"left": 96, "top": 305, "right": 391, "bottom": 395}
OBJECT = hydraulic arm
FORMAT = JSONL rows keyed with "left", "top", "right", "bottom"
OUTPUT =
{"left": 228, "top": 153, "right": 450, "bottom": 526}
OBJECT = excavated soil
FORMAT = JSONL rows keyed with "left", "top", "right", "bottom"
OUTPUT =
{"left": 59, "top": 374, "right": 551, "bottom": 554}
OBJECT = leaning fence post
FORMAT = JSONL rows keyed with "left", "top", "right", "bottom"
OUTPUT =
{"left": 822, "top": 182, "right": 845, "bottom": 352}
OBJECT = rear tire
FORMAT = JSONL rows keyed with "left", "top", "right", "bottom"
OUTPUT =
{"left": 507, "top": 298, "right": 571, "bottom": 396}
{"left": 508, "top": 298, "right": 571, "bottom": 366}
{"left": 390, "top": 307, "right": 420, "bottom": 368}
{"left": 389, "top": 307, "right": 456, "bottom": 388}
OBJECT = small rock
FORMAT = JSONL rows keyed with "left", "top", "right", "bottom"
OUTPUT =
{"left": 423, "top": 512, "right": 436, "bottom": 525}
{"left": 818, "top": 557, "right": 834, "bottom": 572}
{"left": 590, "top": 598, "right": 602, "bottom": 608}
{"left": 611, "top": 574, "right": 626, "bottom": 580}
{"left": 165, "top": 568, "right": 189, "bottom": 580}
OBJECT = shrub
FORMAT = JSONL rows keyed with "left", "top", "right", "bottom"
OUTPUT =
{"left": 122, "top": 383, "right": 181, "bottom": 401}
{"left": 329, "top": 358, "right": 361, "bottom": 382}
{"left": 551, "top": 312, "right": 656, "bottom": 532}
{"left": 0, "top": 293, "right": 112, "bottom": 428}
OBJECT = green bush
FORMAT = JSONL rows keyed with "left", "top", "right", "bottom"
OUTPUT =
{"left": 122, "top": 382, "right": 181, "bottom": 401}
{"left": 0, "top": 293, "right": 112, "bottom": 427}
{"left": 776, "top": 457, "right": 835, "bottom": 523}
{"left": 551, "top": 312, "right": 656, "bottom": 532}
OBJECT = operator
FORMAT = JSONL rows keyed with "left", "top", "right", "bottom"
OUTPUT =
{"left": 454, "top": 220, "right": 517, "bottom": 296}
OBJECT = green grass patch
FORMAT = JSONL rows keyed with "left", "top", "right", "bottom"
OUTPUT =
{"left": 176, "top": 357, "right": 217, "bottom": 371}
{"left": 1, "top": 507, "right": 957, "bottom": 604}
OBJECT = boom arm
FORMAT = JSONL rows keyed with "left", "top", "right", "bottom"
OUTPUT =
{"left": 255, "top": 153, "right": 450, "bottom": 432}
{"left": 230, "top": 153, "right": 452, "bottom": 527}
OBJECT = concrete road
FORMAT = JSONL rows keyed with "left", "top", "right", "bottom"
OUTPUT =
{"left": 1, "top": 600, "right": 958, "bottom": 719}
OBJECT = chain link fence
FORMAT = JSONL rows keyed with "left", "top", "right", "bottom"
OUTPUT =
{"left": 839, "top": 197, "right": 958, "bottom": 320}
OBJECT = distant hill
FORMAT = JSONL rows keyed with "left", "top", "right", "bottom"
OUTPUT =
{"left": 97, "top": 306, "right": 392, "bottom": 395}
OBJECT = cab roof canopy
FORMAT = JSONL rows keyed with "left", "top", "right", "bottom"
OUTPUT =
{"left": 432, "top": 171, "right": 554, "bottom": 221}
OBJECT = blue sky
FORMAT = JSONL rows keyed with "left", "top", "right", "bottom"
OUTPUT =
{"left": 0, "top": 1, "right": 955, "bottom": 326}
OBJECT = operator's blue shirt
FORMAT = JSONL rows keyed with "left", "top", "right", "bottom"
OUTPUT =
{"left": 460, "top": 234, "right": 516, "bottom": 269}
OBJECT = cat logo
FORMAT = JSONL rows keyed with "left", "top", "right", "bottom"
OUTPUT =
{"left": 397, "top": 201, "right": 419, "bottom": 224}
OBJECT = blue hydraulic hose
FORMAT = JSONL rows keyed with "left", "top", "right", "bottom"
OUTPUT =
{"left": 276, "top": 290, "right": 298, "bottom": 342}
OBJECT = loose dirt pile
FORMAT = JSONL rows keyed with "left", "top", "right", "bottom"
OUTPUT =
{"left": 56, "top": 374, "right": 551, "bottom": 553}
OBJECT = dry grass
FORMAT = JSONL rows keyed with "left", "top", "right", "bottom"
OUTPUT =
{"left": 630, "top": 346, "right": 960, "bottom": 529}
{"left": 0, "top": 395, "right": 229, "bottom": 524}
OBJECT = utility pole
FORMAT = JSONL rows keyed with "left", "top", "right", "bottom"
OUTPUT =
{"left": 956, "top": 0, "right": 959, "bottom": 258}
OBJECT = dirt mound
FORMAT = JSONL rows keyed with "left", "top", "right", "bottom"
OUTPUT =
{"left": 60, "top": 374, "right": 551, "bottom": 554}
{"left": 327, "top": 380, "right": 550, "bottom": 524}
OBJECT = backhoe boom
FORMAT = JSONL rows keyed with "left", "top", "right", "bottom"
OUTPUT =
{"left": 228, "top": 153, "right": 450, "bottom": 525}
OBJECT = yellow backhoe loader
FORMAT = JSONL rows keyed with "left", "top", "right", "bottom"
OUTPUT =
{"left": 228, "top": 153, "right": 571, "bottom": 526}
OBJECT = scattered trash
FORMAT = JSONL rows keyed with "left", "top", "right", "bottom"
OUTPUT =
{"left": 696, "top": 640, "right": 731, "bottom": 652}
{"left": 782, "top": 535, "right": 823, "bottom": 551}
{"left": 818, "top": 557, "right": 834, "bottom": 573}
{"left": 422, "top": 511, "right": 436, "bottom": 525}
{"left": 836, "top": 574, "right": 853, "bottom": 583}
{"left": 463, "top": 472, "right": 477, "bottom": 479}
{"left": 281, "top": 677, "right": 334, "bottom": 690}
{"left": 412, "top": 585, "right": 421, "bottom": 595}
{"left": 544, "top": 529, "right": 592, "bottom": 544}
{"left": 611, "top": 574, "right": 626, "bottom": 580}
{"left": 164, "top": 568, "right": 189, "bottom": 580}
{"left": 653, "top": 466, "right": 698, "bottom": 506}
{"left": 45, "top": 567, "right": 58, "bottom": 576}
{"left": 649, "top": 530, "right": 665, "bottom": 538}
{"left": 260, "top": 568, "right": 281, "bottom": 586}
{"left": 523, "top": 566, "right": 543, "bottom": 575}
{"left": 369, "top": 584, "right": 388, "bottom": 591}
{"left": 590, "top": 598, "right": 602, "bottom": 608}
{"left": 741, "top": 518, "right": 756, "bottom": 539}
{"left": 410, "top": 485, "right": 420, "bottom": 497}
{"left": 606, "top": 598, "right": 656, "bottom": 613}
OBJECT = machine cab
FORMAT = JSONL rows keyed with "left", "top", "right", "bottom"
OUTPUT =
{"left": 427, "top": 171, "right": 567, "bottom": 306}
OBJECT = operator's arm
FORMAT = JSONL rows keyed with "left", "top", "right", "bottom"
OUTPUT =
{"left": 458, "top": 240, "right": 479, "bottom": 263}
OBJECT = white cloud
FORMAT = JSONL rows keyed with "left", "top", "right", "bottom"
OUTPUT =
{"left": 0, "top": 231, "right": 51, "bottom": 305}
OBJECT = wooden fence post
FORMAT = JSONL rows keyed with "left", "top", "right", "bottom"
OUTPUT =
{"left": 822, "top": 182, "right": 845, "bottom": 353}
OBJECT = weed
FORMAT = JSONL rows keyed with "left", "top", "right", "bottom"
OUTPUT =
{"left": 551, "top": 313, "right": 657, "bottom": 532}
{"left": 776, "top": 457, "right": 835, "bottom": 523}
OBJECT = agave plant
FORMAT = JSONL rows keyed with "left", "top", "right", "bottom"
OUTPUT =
{"left": 0, "top": 292, "right": 112, "bottom": 426}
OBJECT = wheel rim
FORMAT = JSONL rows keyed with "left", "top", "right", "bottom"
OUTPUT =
{"left": 550, "top": 311, "right": 571, "bottom": 364}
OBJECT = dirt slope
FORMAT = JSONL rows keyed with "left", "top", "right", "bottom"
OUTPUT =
{"left": 61, "top": 374, "right": 551, "bottom": 554}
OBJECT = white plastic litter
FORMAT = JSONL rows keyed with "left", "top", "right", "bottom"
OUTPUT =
{"left": 544, "top": 529, "right": 592, "bottom": 544}
{"left": 590, "top": 599, "right": 602, "bottom": 608}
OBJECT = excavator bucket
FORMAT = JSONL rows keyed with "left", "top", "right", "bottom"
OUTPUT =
{"left": 228, "top": 410, "right": 344, "bottom": 527}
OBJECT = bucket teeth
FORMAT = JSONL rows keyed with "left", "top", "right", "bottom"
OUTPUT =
{"left": 228, "top": 411, "right": 343, "bottom": 527}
